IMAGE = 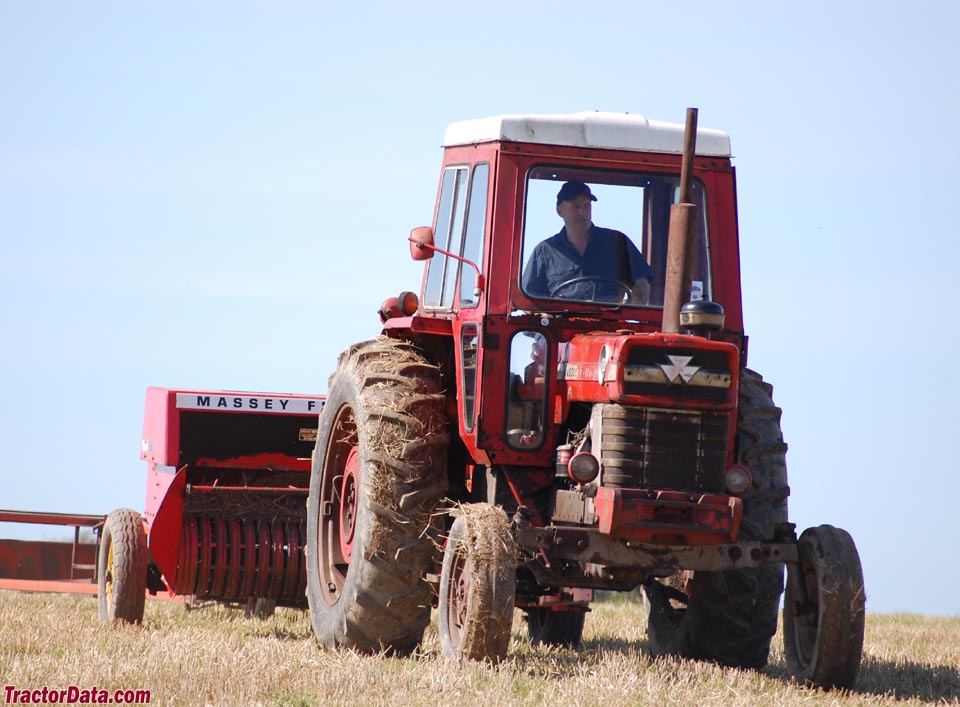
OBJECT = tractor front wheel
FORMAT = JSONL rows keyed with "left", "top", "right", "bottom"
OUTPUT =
{"left": 306, "top": 337, "right": 448, "bottom": 654}
{"left": 784, "top": 525, "right": 865, "bottom": 690}
{"left": 438, "top": 504, "right": 517, "bottom": 662}
{"left": 97, "top": 509, "right": 148, "bottom": 624}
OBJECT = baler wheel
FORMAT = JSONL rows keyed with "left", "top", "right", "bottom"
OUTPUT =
{"left": 524, "top": 607, "right": 586, "bottom": 648}
{"left": 97, "top": 508, "right": 148, "bottom": 624}
{"left": 784, "top": 525, "right": 865, "bottom": 690}
{"left": 306, "top": 336, "right": 448, "bottom": 654}
{"left": 644, "top": 368, "right": 788, "bottom": 668}
{"left": 438, "top": 504, "right": 517, "bottom": 662}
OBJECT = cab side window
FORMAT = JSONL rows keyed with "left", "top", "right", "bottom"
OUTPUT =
{"left": 424, "top": 164, "right": 489, "bottom": 310}
{"left": 424, "top": 167, "right": 467, "bottom": 308}
{"left": 460, "top": 164, "right": 488, "bottom": 308}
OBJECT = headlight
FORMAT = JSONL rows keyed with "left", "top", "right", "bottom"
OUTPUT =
{"left": 568, "top": 453, "right": 600, "bottom": 484}
{"left": 724, "top": 465, "right": 752, "bottom": 495}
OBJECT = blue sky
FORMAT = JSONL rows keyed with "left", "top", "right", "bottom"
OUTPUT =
{"left": 1, "top": 2, "right": 957, "bottom": 616}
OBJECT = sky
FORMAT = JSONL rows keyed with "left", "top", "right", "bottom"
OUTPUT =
{"left": 1, "top": 1, "right": 958, "bottom": 617}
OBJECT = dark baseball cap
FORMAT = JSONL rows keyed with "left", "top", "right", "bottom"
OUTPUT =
{"left": 556, "top": 180, "right": 598, "bottom": 205}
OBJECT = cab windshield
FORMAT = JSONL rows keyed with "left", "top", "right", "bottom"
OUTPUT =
{"left": 520, "top": 166, "right": 711, "bottom": 308}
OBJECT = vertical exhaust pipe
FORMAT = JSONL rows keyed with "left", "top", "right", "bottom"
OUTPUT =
{"left": 662, "top": 107, "right": 699, "bottom": 334}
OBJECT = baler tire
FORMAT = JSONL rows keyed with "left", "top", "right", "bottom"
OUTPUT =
{"left": 306, "top": 337, "right": 448, "bottom": 655}
{"left": 524, "top": 607, "right": 586, "bottom": 648}
{"left": 784, "top": 525, "right": 865, "bottom": 690}
{"left": 97, "top": 508, "right": 148, "bottom": 624}
{"left": 438, "top": 504, "right": 517, "bottom": 662}
{"left": 644, "top": 368, "right": 787, "bottom": 668}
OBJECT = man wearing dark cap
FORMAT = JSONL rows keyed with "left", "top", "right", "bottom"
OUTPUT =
{"left": 522, "top": 181, "right": 653, "bottom": 304}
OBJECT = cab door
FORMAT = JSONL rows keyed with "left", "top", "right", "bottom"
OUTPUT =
{"left": 421, "top": 160, "right": 492, "bottom": 463}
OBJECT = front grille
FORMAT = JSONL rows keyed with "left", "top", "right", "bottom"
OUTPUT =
{"left": 598, "top": 404, "right": 729, "bottom": 492}
{"left": 623, "top": 347, "right": 732, "bottom": 402}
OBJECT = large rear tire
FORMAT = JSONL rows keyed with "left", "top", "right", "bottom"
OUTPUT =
{"left": 784, "top": 525, "right": 865, "bottom": 689}
{"left": 306, "top": 337, "right": 448, "bottom": 654}
{"left": 644, "top": 368, "right": 788, "bottom": 668}
{"left": 438, "top": 504, "right": 517, "bottom": 662}
{"left": 97, "top": 509, "right": 148, "bottom": 624}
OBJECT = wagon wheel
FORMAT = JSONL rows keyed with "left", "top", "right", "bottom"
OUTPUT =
{"left": 98, "top": 509, "right": 148, "bottom": 624}
{"left": 784, "top": 524, "right": 865, "bottom": 690}
{"left": 438, "top": 504, "right": 517, "bottom": 662}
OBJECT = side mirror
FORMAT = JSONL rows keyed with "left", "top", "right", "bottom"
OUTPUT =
{"left": 409, "top": 226, "right": 435, "bottom": 261}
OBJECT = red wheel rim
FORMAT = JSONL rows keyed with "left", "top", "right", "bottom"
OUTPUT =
{"left": 447, "top": 544, "right": 473, "bottom": 649}
{"left": 339, "top": 447, "right": 360, "bottom": 564}
{"left": 316, "top": 402, "right": 358, "bottom": 606}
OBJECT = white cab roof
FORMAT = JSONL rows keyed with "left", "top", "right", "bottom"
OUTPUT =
{"left": 443, "top": 111, "right": 731, "bottom": 157}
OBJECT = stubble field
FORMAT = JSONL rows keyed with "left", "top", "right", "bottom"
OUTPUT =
{"left": 0, "top": 591, "right": 957, "bottom": 706}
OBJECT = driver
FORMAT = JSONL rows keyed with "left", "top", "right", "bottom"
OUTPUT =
{"left": 522, "top": 180, "right": 653, "bottom": 303}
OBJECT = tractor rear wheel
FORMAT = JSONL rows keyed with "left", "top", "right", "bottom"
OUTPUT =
{"left": 524, "top": 607, "right": 586, "bottom": 648}
{"left": 784, "top": 525, "right": 865, "bottom": 689}
{"left": 97, "top": 509, "right": 148, "bottom": 624}
{"left": 306, "top": 337, "right": 448, "bottom": 654}
{"left": 439, "top": 504, "right": 517, "bottom": 662}
{"left": 644, "top": 368, "right": 788, "bottom": 668}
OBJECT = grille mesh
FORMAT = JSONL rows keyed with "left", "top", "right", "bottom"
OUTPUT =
{"left": 599, "top": 404, "right": 729, "bottom": 492}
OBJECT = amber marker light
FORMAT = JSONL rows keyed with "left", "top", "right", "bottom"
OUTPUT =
{"left": 399, "top": 291, "right": 419, "bottom": 315}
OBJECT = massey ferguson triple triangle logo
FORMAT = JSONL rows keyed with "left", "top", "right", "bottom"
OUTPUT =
{"left": 659, "top": 355, "right": 701, "bottom": 384}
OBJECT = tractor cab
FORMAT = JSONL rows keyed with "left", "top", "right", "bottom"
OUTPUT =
{"left": 391, "top": 112, "right": 746, "bottom": 469}
{"left": 402, "top": 111, "right": 742, "bottom": 326}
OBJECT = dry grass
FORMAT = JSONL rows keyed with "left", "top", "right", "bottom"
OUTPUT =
{"left": 0, "top": 590, "right": 957, "bottom": 706}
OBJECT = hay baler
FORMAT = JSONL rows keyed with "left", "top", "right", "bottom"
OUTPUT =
{"left": 0, "top": 387, "right": 323, "bottom": 623}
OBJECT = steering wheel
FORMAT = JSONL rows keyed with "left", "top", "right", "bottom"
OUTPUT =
{"left": 550, "top": 276, "right": 631, "bottom": 301}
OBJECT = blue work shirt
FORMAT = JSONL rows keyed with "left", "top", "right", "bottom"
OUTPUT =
{"left": 522, "top": 225, "right": 654, "bottom": 302}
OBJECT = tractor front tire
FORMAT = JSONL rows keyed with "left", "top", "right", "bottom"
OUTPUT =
{"left": 306, "top": 337, "right": 448, "bottom": 654}
{"left": 784, "top": 525, "right": 865, "bottom": 689}
{"left": 644, "top": 368, "right": 788, "bottom": 668}
{"left": 97, "top": 509, "right": 148, "bottom": 624}
{"left": 438, "top": 504, "right": 517, "bottom": 662}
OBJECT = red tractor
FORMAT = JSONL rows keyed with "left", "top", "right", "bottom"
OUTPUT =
{"left": 304, "top": 109, "right": 866, "bottom": 689}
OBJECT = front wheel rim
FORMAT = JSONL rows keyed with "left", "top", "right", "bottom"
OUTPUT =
{"left": 790, "top": 560, "right": 820, "bottom": 667}
{"left": 446, "top": 547, "right": 472, "bottom": 650}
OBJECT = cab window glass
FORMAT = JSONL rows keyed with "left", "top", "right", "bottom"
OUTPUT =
{"left": 460, "top": 324, "right": 479, "bottom": 432}
{"left": 459, "top": 163, "right": 489, "bottom": 308}
{"left": 424, "top": 167, "right": 468, "bottom": 308}
{"left": 506, "top": 331, "right": 547, "bottom": 449}
{"left": 520, "top": 167, "right": 710, "bottom": 307}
